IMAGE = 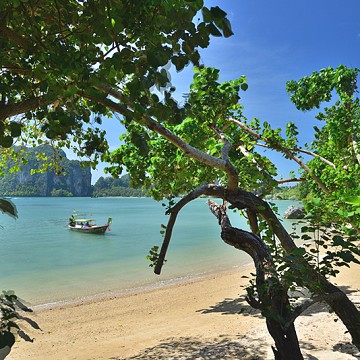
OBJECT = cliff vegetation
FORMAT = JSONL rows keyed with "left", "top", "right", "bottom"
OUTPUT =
{"left": 92, "top": 174, "right": 149, "bottom": 197}
{"left": 0, "top": 145, "right": 91, "bottom": 197}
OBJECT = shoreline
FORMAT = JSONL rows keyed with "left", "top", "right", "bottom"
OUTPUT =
{"left": 32, "top": 262, "right": 253, "bottom": 311}
{"left": 9, "top": 263, "right": 360, "bottom": 360}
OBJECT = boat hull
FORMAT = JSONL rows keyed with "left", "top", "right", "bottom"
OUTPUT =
{"left": 68, "top": 225, "right": 109, "bottom": 235}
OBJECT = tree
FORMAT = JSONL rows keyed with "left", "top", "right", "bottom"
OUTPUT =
{"left": 110, "top": 66, "right": 360, "bottom": 358}
{"left": 286, "top": 65, "right": 360, "bottom": 229}
{"left": 0, "top": 0, "right": 233, "bottom": 168}
{"left": 1, "top": 1, "right": 360, "bottom": 358}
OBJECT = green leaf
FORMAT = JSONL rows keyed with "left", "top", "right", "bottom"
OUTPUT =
{"left": 290, "top": 247, "right": 306, "bottom": 256}
{"left": 240, "top": 83, "right": 248, "bottom": 91}
{"left": 210, "top": 6, "right": 227, "bottom": 19}
{"left": 0, "top": 199, "right": 18, "bottom": 219}
{"left": 0, "top": 135, "right": 13, "bottom": 148}
{"left": 147, "top": 51, "right": 169, "bottom": 68}
{"left": 207, "top": 23, "right": 222, "bottom": 37}
{"left": 201, "top": 7, "right": 211, "bottom": 22}
{"left": 9, "top": 122, "right": 22, "bottom": 137}
{"left": 344, "top": 196, "right": 360, "bottom": 206}
{"left": 220, "top": 18, "right": 234, "bottom": 38}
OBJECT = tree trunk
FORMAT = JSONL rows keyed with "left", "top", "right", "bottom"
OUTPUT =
{"left": 220, "top": 187, "right": 360, "bottom": 349}
{"left": 321, "top": 280, "right": 360, "bottom": 348}
{"left": 208, "top": 200, "right": 304, "bottom": 359}
{"left": 155, "top": 185, "right": 360, "bottom": 352}
{"left": 267, "top": 319, "right": 303, "bottom": 360}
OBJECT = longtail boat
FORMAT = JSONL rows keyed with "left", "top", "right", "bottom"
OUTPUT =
{"left": 68, "top": 213, "right": 112, "bottom": 235}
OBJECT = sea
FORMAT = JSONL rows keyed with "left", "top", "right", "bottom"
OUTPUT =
{"left": 0, "top": 197, "right": 301, "bottom": 308}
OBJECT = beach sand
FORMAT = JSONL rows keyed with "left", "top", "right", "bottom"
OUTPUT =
{"left": 7, "top": 263, "right": 360, "bottom": 360}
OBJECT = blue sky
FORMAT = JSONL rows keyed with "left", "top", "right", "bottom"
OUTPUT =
{"left": 92, "top": 0, "right": 360, "bottom": 183}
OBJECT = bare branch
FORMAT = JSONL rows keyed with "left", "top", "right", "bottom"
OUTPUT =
{"left": 210, "top": 125, "right": 239, "bottom": 189}
{"left": 276, "top": 178, "right": 306, "bottom": 184}
{"left": 238, "top": 144, "right": 267, "bottom": 176}
{"left": 257, "top": 143, "right": 335, "bottom": 169}
{"left": 154, "top": 184, "right": 215, "bottom": 274}
{"left": 246, "top": 208, "right": 260, "bottom": 235}
{"left": 0, "top": 24, "right": 33, "bottom": 51}
{"left": 208, "top": 199, "right": 282, "bottom": 313}
{"left": 153, "top": 183, "right": 303, "bottom": 280}
{"left": 209, "top": 126, "right": 231, "bottom": 161}
{"left": 294, "top": 147, "right": 335, "bottom": 168}
{"left": 3, "top": 65, "right": 32, "bottom": 77}
{"left": 208, "top": 199, "right": 274, "bottom": 264}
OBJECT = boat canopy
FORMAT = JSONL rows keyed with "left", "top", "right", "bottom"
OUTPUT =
{"left": 74, "top": 218, "right": 96, "bottom": 223}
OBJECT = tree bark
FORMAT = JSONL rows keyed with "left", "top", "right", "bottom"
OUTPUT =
{"left": 208, "top": 200, "right": 304, "bottom": 360}
{"left": 321, "top": 279, "right": 360, "bottom": 349}
{"left": 267, "top": 319, "right": 303, "bottom": 360}
{"left": 224, "top": 188, "right": 360, "bottom": 349}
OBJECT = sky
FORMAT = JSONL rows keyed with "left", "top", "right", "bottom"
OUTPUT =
{"left": 91, "top": 0, "right": 360, "bottom": 183}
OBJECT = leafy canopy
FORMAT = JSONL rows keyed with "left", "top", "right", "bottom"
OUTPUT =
{"left": 287, "top": 65, "right": 360, "bottom": 228}
{"left": 0, "top": 0, "right": 233, "bottom": 168}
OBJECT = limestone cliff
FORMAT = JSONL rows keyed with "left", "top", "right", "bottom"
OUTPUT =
{"left": 0, "top": 146, "right": 92, "bottom": 197}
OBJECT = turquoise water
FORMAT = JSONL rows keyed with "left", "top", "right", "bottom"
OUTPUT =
{"left": 0, "top": 197, "right": 299, "bottom": 306}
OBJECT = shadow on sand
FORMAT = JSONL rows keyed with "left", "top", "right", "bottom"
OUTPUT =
{"left": 196, "top": 284, "right": 358, "bottom": 318}
{"left": 113, "top": 285, "right": 360, "bottom": 359}
{"left": 112, "top": 335, "right": 267, "bottom": 359}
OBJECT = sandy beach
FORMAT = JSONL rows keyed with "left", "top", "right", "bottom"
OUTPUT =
{"left": 7, "top": 263, "right": 360, "bottom": 360}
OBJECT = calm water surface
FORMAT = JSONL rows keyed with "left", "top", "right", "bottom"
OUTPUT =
{"left": 0, "top": 197, "right": 300, "bottom": 306}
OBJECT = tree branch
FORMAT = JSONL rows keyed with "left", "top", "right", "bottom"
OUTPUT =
{"left": 0, "top": 23, "right": 33, "bottom": 51}
{"left": 208, "top": 199, "right": 280, "bottom": 311}
{"left": 229, "top": 117, "right": 330, "bottom": 194}
{"left": 256, "top": 143, "right": 336, "bottom": 169}
{"left": 89, "top": 92, "right": 238, "bottom": 187}
{"left": 283, "top": 292, "right": 344, "bottom": 329}
{"left": 246, "top": 208, "right": 260, "bottom": 235}
{"left": 276, "top": 178, "right": 306, "bottom": 184}
{"left": 0, "top": 95, "right": 51, "bottom": 120}
{"left": 210, "top": 125, "right": 239, "bottom": 190}
{"left": 208, "top": 199, "right": 273, "bottom": 264}
{"left": 157, "top": 184, "right": 298, "bottom": 261}
{"left": 294, "top": 147, "right": 335, "bottom": 168}
{"left": 237, "top": 144, "right": 276, "bottom": 185}
{"left": 154, "top": 184, "right": 213, "bottom": 274}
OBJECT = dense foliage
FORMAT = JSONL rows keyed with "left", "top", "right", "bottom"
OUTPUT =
{"left": 0, "top": 0, "right": 233, "bottom": 170}
{"left": 286, "top": 66, "right": 360, "bottom": 229}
